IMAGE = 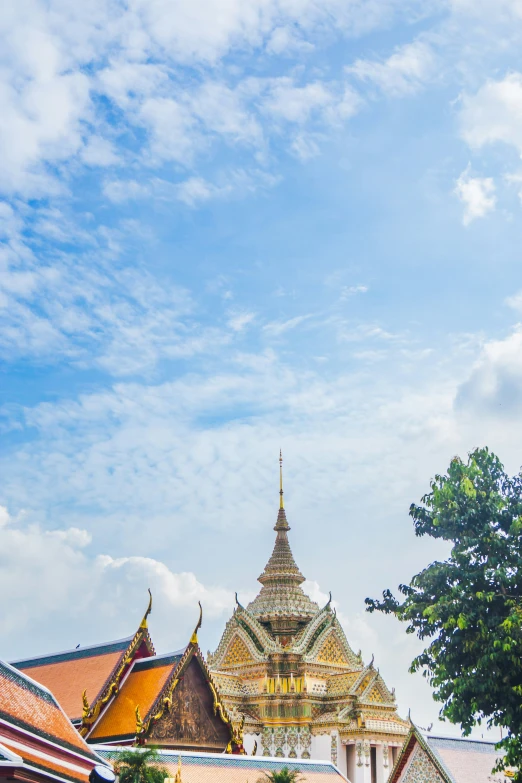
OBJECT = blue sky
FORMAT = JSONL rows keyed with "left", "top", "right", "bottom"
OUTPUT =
{"left": 2, "top": 0, "right": 522, "bottom": 737}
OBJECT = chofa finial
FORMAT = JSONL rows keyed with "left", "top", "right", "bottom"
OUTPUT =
{"left": 279, "top": 449, "right": 284, "bottom": 509}
{"left": 140, "top": 588, "right": 153, "bottom": 629}
{"left": 190, "top": 601, "right": 203, "bottom": 645}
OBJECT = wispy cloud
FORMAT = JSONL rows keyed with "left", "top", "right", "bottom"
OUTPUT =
{"left": 347, "top": 40, "right": 435, "bottom": 97}
{"left": 454, "top": 167, "right": 496, "bottom": 225}
{"left": 263, "top": 313, "right": 314, "bottom": 336}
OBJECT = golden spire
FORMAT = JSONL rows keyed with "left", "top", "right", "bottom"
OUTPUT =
{"left": 190, "top": 601, "right": 203, "bottom": 645}
{"left": 279, "top": 449, "right": 284, "bottom": 509}
{"left": 139, "top": 588, "right": 153, "bottom": 629}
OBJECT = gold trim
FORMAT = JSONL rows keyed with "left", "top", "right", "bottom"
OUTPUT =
{"left": 81, "top": 592, "right": 155, "bottom": 735}
{"left": 140, "top": 589, "right": 153, "bottom": 630}
{"left": 190, "top": 601, "right": 203, "bottom": 645}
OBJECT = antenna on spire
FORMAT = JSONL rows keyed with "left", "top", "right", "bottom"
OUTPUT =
{"left": 279, "top": 449, "right": 284, "bottom": 509}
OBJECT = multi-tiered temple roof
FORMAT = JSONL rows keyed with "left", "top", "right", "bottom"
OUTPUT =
{"left": 208, "top": 455, "right": 409, "bottom": 761}
{"left": 247, "top": 454, "right": 319, "bottom": 637}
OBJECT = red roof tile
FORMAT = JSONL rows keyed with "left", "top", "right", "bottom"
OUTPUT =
{"left": 13, "top": 640, "right": 133, "bottom": 721}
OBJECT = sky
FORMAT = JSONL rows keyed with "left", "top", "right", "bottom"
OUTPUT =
{"left": 2, "top": 0, "right": 522, "bottom": 741}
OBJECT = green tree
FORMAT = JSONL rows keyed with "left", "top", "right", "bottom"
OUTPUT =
{"left": 110, "top": 748, "right": 168, "bottom": 783}
{"left": 257, "top": 767, "right": 304, "bottom": 783}
{"left": 366, "top": 447, "right": 522, "bottom": 779}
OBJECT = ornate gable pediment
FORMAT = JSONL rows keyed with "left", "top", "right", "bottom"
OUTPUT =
{"left": 222, "top": 635, "right": 257, "bottom": 668}
{"left": 209, "top": 607, "right": 276, "bottom": 670}
{"left": 148, "top": 656, "right": 232, "bottom": 751}
{"left": 316, "top": 632, "right": 350, "bottom": 665}
{"left": 359, "top": 670, "right": 395, "bottom": 704}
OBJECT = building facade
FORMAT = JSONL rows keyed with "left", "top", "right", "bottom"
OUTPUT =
{"left": 208, "top": 455, "right": 409, "bottom": 782}
{"left": 388, "top": 725, "right": 513, "bottom": 783}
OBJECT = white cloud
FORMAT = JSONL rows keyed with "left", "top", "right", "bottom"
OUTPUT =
{"left": 266, "top": 26, "right": 315, "bottom": 56}
{"left": 80, "top": 136, "right": 119, "bottom": 167}
{"left": 175, "top": 176, "right": 229, "bottom": 206}
{"left": 263, "top": 313, "right": 314, "bottom": 336}
{"left": 0, "top": 0, "right": 415, "bottom": 198}
{"left": 103, "top": 179, "right": 150, "bottom": 203}
{"left": 454, "top": 167, "right": 496, "bottom": 225}
{"left": 506, "top": 289, "right": 522, "bottom": 311}
{"left": 340, "top": 284, "right": 369, "bottom": 299}
{"left": 227, "top": 311, "right": 256, "bottom": 332}
{"left": 460, "top": 73, "right": 522, "bottom": 152}
{"left": 0, "top": 509, "right": 235, "bottom": 657}
{"left": 455, "top": 325, "right": 522, "bottom": 415}
{"left": 0, "top": 205, "right": 241, "bottom": 373}
{"left": 348, "top": 40, "right": 434, "bottom": 96}
{"left": 261, "top": 78, "right": 359, "bottom": 125}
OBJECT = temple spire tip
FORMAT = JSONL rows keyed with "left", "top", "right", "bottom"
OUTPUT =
{"left": 279, "top": 449, "right": 284, "bottom": 509}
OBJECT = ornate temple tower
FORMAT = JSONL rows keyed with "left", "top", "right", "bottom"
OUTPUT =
{"left": 208, "top": 454, "right": 409, "bottom": 782}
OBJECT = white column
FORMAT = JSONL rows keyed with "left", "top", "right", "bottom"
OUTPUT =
{"left": 375, "top": 744, "right": 385, "bottom": 783}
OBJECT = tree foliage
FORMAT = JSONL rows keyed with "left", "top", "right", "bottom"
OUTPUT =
{"left": 257, "top": 767, "right": 304, "bottom": 783}
{"left": 366, "top": 447, "right": 522, "bottom": 778}
{"left": 110, "top": 748, "right": 168, "bottom": 783}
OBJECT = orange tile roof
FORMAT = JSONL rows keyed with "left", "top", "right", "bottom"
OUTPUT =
{"left": 90, "top": 654, "right": 181, "bottom": 741}
{"left": 0, "top": 661, "right": 97, "bottom": 759}
{"left": 13, "top": 640, "right": 133, "bottom": 721}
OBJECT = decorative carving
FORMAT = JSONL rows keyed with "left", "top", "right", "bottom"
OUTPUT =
{"left": 274, "top": 727, "right": 285, "bottom": 757}
{"left": 223, "top": 636, "right": 256, "bottom": 667}
{"left": 356, "top": 740, "right": 364, "bottom": 767}
{"left": 383, "top": 744, "right": 389, "bottom": 768}
{"left": 401, "top": 744, "right": 441, "bottom": 783}
{"left": 331, "top": 733, "right": 338, "bottom": 766}
{"left": 262, "top": 727, "right": 273, "bottom": 756}
{"left": 317, "top": 634, "right": 349, "bottom": 665}
{"left": 287, "top": 727, "right": 298, "bottom": 758}
{"left": 299, "top": 726, "right": 311, "bottom": 759}
{"left": 149, "top": 658, "right": 230, "bottom": 748}
{"left": 363, "top": 740, "right": 371, "bottom": 767}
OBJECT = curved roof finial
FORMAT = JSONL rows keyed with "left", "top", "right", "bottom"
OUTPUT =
{"left": 139, "top": 588, "right": 153, "bottom": 629}
{"left": 279, "top": 449, "right": 284, "bottom": 509}
{"left": 190, "top": 601, "right": 203, "bottom": 645}
{"left": 235, "top": 592, "right": 244, "bottom": 610}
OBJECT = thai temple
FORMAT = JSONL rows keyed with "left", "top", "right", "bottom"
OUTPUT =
{"left": 8, "top": 455, "right": 410, "bottom": 782}
{"left": 208, "top": 454, "right": 409, "bottom": 781}
{"left": 11, "top": 600, "right": 245, "bottom": 755}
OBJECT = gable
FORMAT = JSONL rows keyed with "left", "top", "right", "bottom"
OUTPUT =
{"left": 221, "top": 635, "right": 256, "bottom": 667}
{"left": 316, "top": 633, "right": 350, "bottom": 665}
{"left": 400, "top": 744, "right": 444, "bottom": 783}
{"left": 148, "top": 657, "right": 231, "bottom": 751}
{"left": 88, "top": 656, "right": 179, "bottom": 741}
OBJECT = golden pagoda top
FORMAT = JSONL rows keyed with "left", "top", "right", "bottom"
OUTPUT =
{"left": 246, "top": 453, "right": 319, "bottom": 636}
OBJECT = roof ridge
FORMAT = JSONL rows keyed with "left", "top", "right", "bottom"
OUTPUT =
{"left": 12, "top": 637, "right": 134, "bottom": 668}
{"left": 93, "top": 745, "right": 339, "bottom": 767}
{"left": 0, "top": 660, "right": 57, "bottom": 704}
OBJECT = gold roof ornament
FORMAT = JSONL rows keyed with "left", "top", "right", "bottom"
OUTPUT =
{"left": 190, "top": 602, "right": 203, "bottom": 645}
{"left": 140, "top": 589, "right": 153, "bottom": 630}
{"left": 82, "top": 690, "right": 90, "bottom": 721}
{"left": 174, "top": 756, "right": 182, "bottom": 783}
